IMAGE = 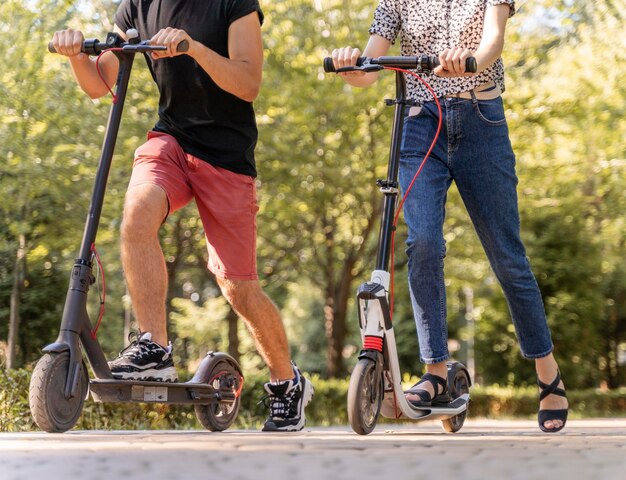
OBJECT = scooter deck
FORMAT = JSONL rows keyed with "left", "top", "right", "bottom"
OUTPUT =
{"left": 380, "top": 393, "right": 470, "bottom": 420}
{"left": 89, "top": 379, "right": 236, "bottom": 405}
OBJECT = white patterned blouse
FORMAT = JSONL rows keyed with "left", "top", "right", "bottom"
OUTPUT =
{"left": 369, "top": 0, "right": 515, "bottom": 101}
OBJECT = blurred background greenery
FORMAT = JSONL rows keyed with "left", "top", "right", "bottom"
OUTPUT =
{"left": 1, "top": 0, "right": 625, "bottom": 427}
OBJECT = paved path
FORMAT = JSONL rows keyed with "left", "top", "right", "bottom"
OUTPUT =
{"left": 1, "top": 419, "right": 625, "bottom": 480}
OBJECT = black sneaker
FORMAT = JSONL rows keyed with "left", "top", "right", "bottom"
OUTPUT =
{"left": 261, "top": 367, "right": 313, "bottom": 432}
{"left": 108, "top": 331, "right": 178, "bottom": 382}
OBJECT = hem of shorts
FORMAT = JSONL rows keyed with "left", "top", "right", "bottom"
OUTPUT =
{"left": 127, "top": 180, "right": 172, "bottom": 221}
{"left": 420, "top": 353, "right": 451, "bottom": 364}
{"left": 207, "top": 264, "right": 258, "bottom": 281}
{"left": 520, "top": 345, "right": 554, "bottom": 360}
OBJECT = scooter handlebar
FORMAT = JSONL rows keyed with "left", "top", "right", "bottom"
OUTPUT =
{"left": 48, "top": 38, "right": 189, "bottom": 55}
{"left": 323, "top": 55, "right": 477, "bottom": 74}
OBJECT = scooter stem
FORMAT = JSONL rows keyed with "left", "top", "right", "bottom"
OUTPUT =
{"left": 78, "top": 52, "right": 134, "bottom": 261}
{"left": 374, "top": 71, "right": 407, "bottom": 272}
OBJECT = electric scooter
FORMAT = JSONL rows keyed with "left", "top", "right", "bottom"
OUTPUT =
{"left": 29, "top": 30, "right": 243, "bottom": 433}
{"left": 323, "top": 55, "right": 474, "bottom": 435}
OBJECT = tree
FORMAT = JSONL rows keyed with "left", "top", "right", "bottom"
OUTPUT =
{"left": 255, "top": 0, "right": 398, "bottom": 377}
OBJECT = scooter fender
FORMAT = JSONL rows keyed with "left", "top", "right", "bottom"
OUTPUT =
{"left": 42, "top": 342, "right": 70, "bottom": 354}
{"left": 190, "top": 351, "right": 243, "bottom": 384}
{"left": 446, "top": 361, "right": 472, "bottom": 388}
{"left": 42, "top": 334, "right": 85, "bottom": 400}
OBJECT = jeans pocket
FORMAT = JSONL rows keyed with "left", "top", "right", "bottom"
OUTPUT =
{"left": 472, "top": 98, "right": 507, "bottom": 126}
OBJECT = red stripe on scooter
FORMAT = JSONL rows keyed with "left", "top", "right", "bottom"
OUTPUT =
{"left": 363, "top": 336, "right": 384, "bottom": 352}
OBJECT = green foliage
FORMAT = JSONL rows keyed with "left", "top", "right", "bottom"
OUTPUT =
{"left": 0, "top": 368, "right": 34, "bottom": 432}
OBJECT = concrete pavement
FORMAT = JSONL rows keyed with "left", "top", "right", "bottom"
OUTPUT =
{"left": 1, "top": 419, "right": 625, "bottom": 480}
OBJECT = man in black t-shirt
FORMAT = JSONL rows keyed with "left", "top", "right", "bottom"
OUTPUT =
{"left": 51, "top": 0, "right": 313, "bottom": 432}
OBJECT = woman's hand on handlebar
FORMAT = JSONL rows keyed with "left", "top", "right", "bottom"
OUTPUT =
{"left": 51, "top": 28, "right": 86, "bottom": 59}
{"left": 435, "top": 47, "right": 477, "bottom": 77}
{"left": 331, "top": 47, "right": 366, "bottom": 77}
{"left": 150, "top": 27, "right": 193, "bottom": 59}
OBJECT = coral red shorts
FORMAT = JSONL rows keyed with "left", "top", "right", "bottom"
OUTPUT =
{"left": 128, "top": 131, "right": 259, "bottom": 280}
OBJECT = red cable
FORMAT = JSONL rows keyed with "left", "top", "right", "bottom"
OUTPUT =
{"left": 90, "top": 243, "right": 106, "bottom": 339}
{"left": 382, "top": 67, "right": 443, "bottom": 320}
{"left": 95, "top": 48, "right": 122, "bottom": 103}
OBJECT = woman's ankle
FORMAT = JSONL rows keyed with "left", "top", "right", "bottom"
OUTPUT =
{"left": 425, "top": 362, "right": 448, "bottom": 379}
{"left": 535, "top": 353, "right": 560, "bottom": 382}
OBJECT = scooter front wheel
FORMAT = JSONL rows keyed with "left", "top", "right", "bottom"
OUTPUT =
{"left": 194, "top": 357, "right": 242, "bottom": 431}
{"left": 29, "top": 352, "right": 88, "bottom": 433}
{"left": 347, "top": 358, "right": 383, "bottom": 435}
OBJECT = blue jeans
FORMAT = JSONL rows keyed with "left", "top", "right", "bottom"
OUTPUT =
{"left": 399, "top": 96, "right": 553, "bottom": 364}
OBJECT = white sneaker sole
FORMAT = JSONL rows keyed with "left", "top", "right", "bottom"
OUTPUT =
{"left": 111, "top": 366, "right": 178, "bottom": 382}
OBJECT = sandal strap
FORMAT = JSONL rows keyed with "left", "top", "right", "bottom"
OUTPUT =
{"left": 538, "top": 371, "right": 567, "bottom": 401}
{"left": 406, "top": 372, "right": 448, "bottom": 400}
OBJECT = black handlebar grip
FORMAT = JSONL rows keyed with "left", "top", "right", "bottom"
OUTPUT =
{"left": 48, "top": 42, "right": 57, "bottom": 53}
{"left": 323, "top": 56, "right": 365, "bottom": 72}
{"left": 433, "top": 56, "right": 478, "bottom": 73}
{"left": 466, "top": 56, "right": 478, "bottom": 73}
{"left": 176, "top": 40, "right": 189, "bottom": 53}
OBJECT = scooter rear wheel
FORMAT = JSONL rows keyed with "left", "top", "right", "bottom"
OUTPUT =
{"left": 441, "top": 366, "right": 470, "bottom": 433}
{"left": 194, "top": 358, "right": 242, "bottom": 431}
{"left": 29, "top": 352, "right": 88, "bottom": 433}
{"left": 348, "top": 358, "right": 383, "bottom": 435}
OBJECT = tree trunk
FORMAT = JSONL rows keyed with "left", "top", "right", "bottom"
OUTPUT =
{"left": 325, "top": 274, "right": 354, "bottom": 378}
{"left": 324, "top": 292, "right": 341, "bottom": 378}
{"left": 7, "top": 233, "right": 26, "bottom": 369}
{"left": 325, "top": 253, "right": 361, "bottom": 378}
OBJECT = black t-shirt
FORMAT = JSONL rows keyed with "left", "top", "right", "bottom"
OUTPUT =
{"left": 114, "top": 0, "right": 264, "bottom": 177}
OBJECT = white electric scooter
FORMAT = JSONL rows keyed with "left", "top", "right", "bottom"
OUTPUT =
{"left": 324, "top": 55, "right": 473, "bottom": 435}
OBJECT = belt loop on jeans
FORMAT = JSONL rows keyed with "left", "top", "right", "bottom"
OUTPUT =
{"left": 470, "top": 89, "right": 478, "bottom": 105}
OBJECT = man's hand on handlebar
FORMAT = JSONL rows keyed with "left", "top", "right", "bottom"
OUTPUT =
{"left": 149, "top": 27, "right": 193, "bottom": 59}
{"left": 435, "top": 47, "right": 477, "bottom": 77}
{"left": 51, "top": 28, "right": 86, "bottom": 59}
{"left": 331, "top": 47, "right": 366, "bottom": 77}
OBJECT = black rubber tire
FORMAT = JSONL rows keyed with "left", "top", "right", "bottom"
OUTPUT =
{"left": 441, "top": 368, "right": 470, "bottom": 433}
{"left": 194, "top": 359, "right": 242, "bottom": 432}
{"left": 29, "top": 352, "right": 88, "bottom": 433}
{"left": 347, "top": 358, "right": 383, "bottom": 435}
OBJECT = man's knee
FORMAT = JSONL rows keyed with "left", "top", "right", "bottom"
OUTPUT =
{"left": 121, "top": 184, "right": 168, "bottom": 240}
{"left": 217, "top": 278, "right": 262, "bottom": 312}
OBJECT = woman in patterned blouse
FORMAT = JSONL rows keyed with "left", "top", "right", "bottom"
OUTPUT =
{"left": 331, "top": 0, "right": 568, "bottom": 433}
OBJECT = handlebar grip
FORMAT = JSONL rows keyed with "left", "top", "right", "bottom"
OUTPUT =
{"left": 48, "top": 42, "right": 57, "bottom": 53}
{"left": 433, "top": 56, "right": 478, "bottom": 73}
{"left": 323, "top": 56, "right": 365, "bottom": 73}
{"left": 176, "top": 40, "right": 189, "bottom": 53}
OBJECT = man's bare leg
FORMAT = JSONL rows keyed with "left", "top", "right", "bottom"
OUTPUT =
{"left": 216, "top": 277, "right": 293, "bottom": 381}
{"left": 120, "top": 184, "right": 169, "bottom": 347}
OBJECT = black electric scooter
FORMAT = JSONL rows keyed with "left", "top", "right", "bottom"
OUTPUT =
{"left": 29, "top": 30, "right": 243, "bottom": 433}
{"left": 323, "top": 56, "right": 474, "bottom": 434}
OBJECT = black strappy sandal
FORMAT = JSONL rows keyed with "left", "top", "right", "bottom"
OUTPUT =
{"left": 537, "top": 371, "right": 568, "bottom": 433}
{"left": 405, "top": 372, "right": 451, "bottom": 407}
